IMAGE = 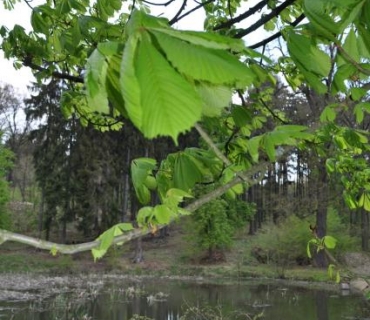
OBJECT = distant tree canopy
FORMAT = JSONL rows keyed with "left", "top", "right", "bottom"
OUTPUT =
{"left": 0, "top": 0, "right": 370, "bottom": 260}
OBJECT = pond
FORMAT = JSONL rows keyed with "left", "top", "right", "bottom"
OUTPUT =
{"left": 0, "top": 275, "right": 368, "bottom": 320}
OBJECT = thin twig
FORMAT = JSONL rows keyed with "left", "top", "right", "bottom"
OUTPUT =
{"left": 169, "top": 0, "right": 215, "bottom": 25}
{"left": 169, "top": 0, "right": 188, "bottom": 25}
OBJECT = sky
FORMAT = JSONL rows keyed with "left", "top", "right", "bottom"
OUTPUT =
{"left": 0, "top": 1, "right": 35, "bottom": 93}
{"left": 0, "top": 0, "right": 269, "bottom": 94}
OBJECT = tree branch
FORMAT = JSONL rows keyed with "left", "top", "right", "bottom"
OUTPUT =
{"left": 213, "top": 0, "right": 268, "bottom": 31}
{"left": 23, "top": 59, "right": 84, "bottom": 83}
{"left": 141, "top": 0, "right": 175, "bottom": 5}
{"left": 169, "top": 0, "right": 215, "bottom": 25}
{"left": 248, "top": 13, "right": 305, "bottom": 49}
{"left": 0, "top": 161, "right": 268, "bottom": 255}
{"left": 336, "top": 44, "right": 370, "bottom": 76}
{"left": 169, "top": 0, "right": 188, "bottom": 25}
{"left": 234, "top": 0, "right": 296, "bottom": 39}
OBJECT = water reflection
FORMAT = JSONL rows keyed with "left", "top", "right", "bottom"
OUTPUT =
{"left": 0, "top": 279, "right": 367, "bottom": 320}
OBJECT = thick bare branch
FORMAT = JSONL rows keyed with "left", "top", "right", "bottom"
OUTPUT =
{"left": 213, "top": 0, "right": 268, "bottom": 31}
{"left": 23, "top": 59, "right": 84, "bottom": 83}
{"left": 234, "top": 0, "right": 296, "bottom": 39}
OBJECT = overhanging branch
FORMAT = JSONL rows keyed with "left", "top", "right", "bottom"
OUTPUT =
{"left": 234, "top": 0, "right": 296, "bottom": 39}
{"left": 23, "top": 59, "right": 84, "bottom": 83}
{"left": 0, "top": 161, "right": 267, "bottom": 255}
{"left": 248, "top": 13, "right": 305, "bottom": 49}
{"left": 213, "top": 0, "right": 268, "bottom": 31}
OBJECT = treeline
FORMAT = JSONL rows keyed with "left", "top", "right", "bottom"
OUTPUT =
{"left": 0, "top": 80, "right": 369, "bottom": 264}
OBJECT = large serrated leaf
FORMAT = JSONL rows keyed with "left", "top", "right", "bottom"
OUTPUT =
{"left": 196, "top": 84, "right": 232, "bottom": 117}
{"left": 262, "top": 134, "right": 276, "bottom": 161}
{"left": 154, "top": 205, "right": 173, "bottom": 224}
{"left": 106, "top": 54, "right": 127, "bottom": 117}
{"left": 173, "top": 153, "right": 203, "bottom": 191}
{"left": 247, "top": 136, "right": 262, "bottom": 163}
{"left": 339, "top": 28, "right": 360, "bottom": 67}
{"left": 131, "top": 158, "right": 157, "bottom": 204}
{"left": 85, "top": 49, "right": 109, "bottom": 114}
{"left": 149, "top": 27, "right": 245, "bottom": 51}
{"left": 120, "top": 35, "right": 142, "bottom": 128}
{"left": 152, "top": 30, "right": 255, "bottom": 87}
{"left": 288, "top": 32, "right": 331, "bottom": 77}
{"left": 31, "top": 8, "right": 49, "bottom": 34}
{"left": 135, "top": 36, "right": 202, "bottom": 140}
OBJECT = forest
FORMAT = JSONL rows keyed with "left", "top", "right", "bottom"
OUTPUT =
{"left": 0, "top": 0, "right": 370, "bottom": 274}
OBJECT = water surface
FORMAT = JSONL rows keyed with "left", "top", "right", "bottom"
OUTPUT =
{"left": 0, "top": 277, "right": 367, "bottom": 320}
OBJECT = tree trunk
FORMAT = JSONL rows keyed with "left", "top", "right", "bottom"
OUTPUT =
{"left": 361, "top": 209, "right": 369, "bottom": 251}
{"left": 132, "top": 237, "right": 143, "bottom": 263}
{"left": 38, "top": 187, "right": 45, "bottom": 239}
{"left": 314, "top": 164, "right": 328, "bottom": 268}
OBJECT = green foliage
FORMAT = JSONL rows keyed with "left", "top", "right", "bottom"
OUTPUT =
{"left": 187, "top": 191, "right": 253, "bottom": 259}
{"left": 92, "top": 223, "right": 134, "bottom": 261}
{"left": 136, "top": 189, "right": 192, "bottom": 228}
{"left": 0, "top": 135, "right": 13, "bottom": 230}
{"left": 225, "top": 199, "right": 256, "bottom": 229}
{"left": 192, "top": 198, "right": 234, "bottom": 256}
{"left": 251, "top": 208, "right": 358, "bottom": 267}
{"left": 250, "top": 215, "right": 311, "bottom": 267}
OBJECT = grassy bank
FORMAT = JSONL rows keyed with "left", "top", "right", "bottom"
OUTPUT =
{"left": 0, "top": 231, "right": 331, "bottom": 284}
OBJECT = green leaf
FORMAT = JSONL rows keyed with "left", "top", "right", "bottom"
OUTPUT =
{"left": 137, "top": 206, "right": 154, "bottom": 227}
{"left": 351, "top": 87, "right": 368, "bottom": 101}
{"left": 354, "top": 102, "right": 370, "bottom": 124}
{"left": 320, "top": 106, "right": 337, "bottom": 122}
{"left": 231, "top": 106, "right": 252, "bottom": 128}
{"left": 247, "top": 136, "right": 262, "bottom": 163}
{"left": 125, "top": 10, "right": 168, "bottom": 36}
{"left": 85, "top": 49, "right": 109, "bottom": 114}
{"left": 131, "top": 158, "right": 157, "bottom": 204}
{"left": 50, "top": 246, "right": 58, "bottom": 256}
{"left": 288, "top": 32, "right": 331, "bottom": 77}
{"left": 173, "top": 153, "right": 203, "bottom": 191}
{"left": 326, "top": 158, "right": 336, "bottom": 173}
{"left": 323, "top": 235, "right": 337, "bottom": 249}
{"left": 116, "top": 223, "right": 134, "bottom": 232}
{"left": 307, "top": 240, "right": 315, "bottom": 258}
{"left": 56, "top": 0, "right": 71, "bottom": 15}
{"left": 120, "top": 35, "right": 142, "bottom": 128}
{"left": 196, "top": 84, "right": 232, "bottom": 117}
{"left": 106, "top": 54, "right": 127, "bottom": 117}
{"left": 148, "top": 27, "right": 246, "bottom": 52}
{"left": 339, "top": 28, "right": 360, "bottom": 67}
{"left": 359, "top": 192, "right": 370, "bottom": 211}
{"left": 91, "top": 248, "right": 107, "bottom": 261}
{"left": 31, "top": 8, "right": 50, "bottom": 34}
{"left": 153, "top": 205, "right": 173, "bottom": 224}
{"left": 262, "top": 134, "right": 276, "bottom": 161}
{"left": 135, "top": 36, "right": 202, "bottom": 140}
{"left": 92, "top": 223, "right": 132, "bottom": 261}
{"left": 303, "top": 0, "right": 339, "bottom": 38}
{"left": 328, "top": 264, "right": 334, "bottom": 278}
{"left": 336, "top": 271, "right": 341, "bottom": 283}
{"left": 164, "top": 188, "right": 193, "bottom": 208}
{"left": 151, "top": 30, "right": 255, "bottom": 87}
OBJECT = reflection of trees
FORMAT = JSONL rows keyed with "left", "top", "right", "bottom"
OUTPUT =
{"left": 315, "top": 291, "right": 328, "bottom": 320}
